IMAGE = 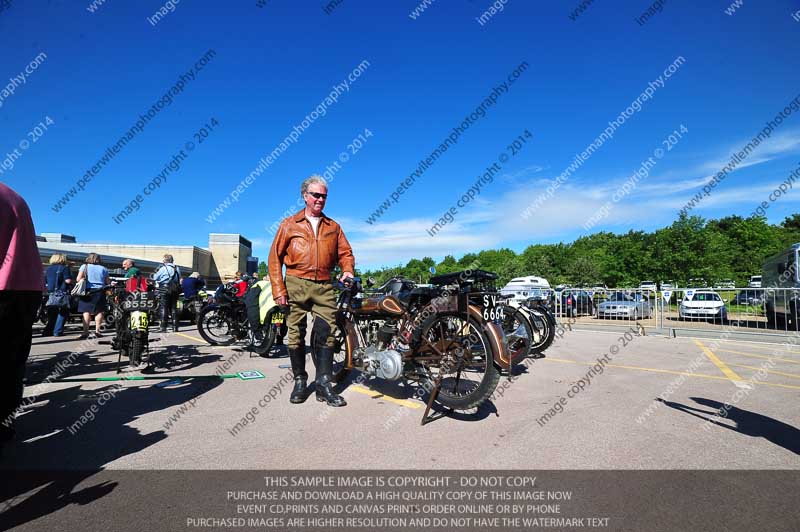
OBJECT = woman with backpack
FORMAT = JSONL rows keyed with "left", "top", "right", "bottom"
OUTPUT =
{"left": 154, "top": 254, "right": 181, "bottom": 332}
{"left": 43, "top": 253, "right": 73, "bottom": 337}
{"left": 75, "top": 253, "right": 110, "bottom": 339}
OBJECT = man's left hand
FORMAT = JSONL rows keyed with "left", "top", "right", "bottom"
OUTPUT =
{"left": 339, "top": 272, "right": 354, "bottom": 283}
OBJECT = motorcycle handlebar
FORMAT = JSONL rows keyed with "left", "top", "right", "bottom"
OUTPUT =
{"left": 333, "top": 276, "right": 361, "bottom": 291}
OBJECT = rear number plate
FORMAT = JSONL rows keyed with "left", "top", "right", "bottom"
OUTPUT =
{"left": 481, "top": 295, "right": 504, "bottom": 321}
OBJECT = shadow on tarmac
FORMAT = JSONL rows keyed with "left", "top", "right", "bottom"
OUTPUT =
{"left": 336, "top": 372, "right": 498, "bottom": 423}
{"left": 0, "top": 344, "right": 227, "bottom": 529}
{"left": 657, "top": 397, "right": 800, "bottom": 455}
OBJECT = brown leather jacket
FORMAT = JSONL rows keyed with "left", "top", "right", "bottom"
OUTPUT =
{"left": 268, "top": 209, "right": 355, "bottom": 299}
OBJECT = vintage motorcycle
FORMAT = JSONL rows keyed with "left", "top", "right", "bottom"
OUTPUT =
{"left": 196, "top": 282, "right": 287, "bottom": 356}
{"left": 109, "top": 276, "right": 158, "bottom": 370}
{"left": 374, "top": 275, "right": 533, "bottom": 366}
{"left": 310, "top": 270, "right": 511, "bottom": 415}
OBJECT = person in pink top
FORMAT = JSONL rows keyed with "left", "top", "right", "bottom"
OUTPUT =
{"left": 0, "top": 183, "right": 44, "bottom": 445}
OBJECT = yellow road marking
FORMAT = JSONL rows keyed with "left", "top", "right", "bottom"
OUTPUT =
{"left": 541, "top": 357, "right": 800, "bottom": 391}
{"left": 694, "top": 340, "right": 742, "bottom": 382}
{"left": 349, "top": 385, "right": 422, "bottom": 409}
{"left": 716, "top": 342, "right": 800, "bottom": 355}
{"left": 544, "top": 357, "right": 732, "bottom": 382}
{"left": 724, "top": 363, "right": 800, "bottom": 380}
{"left": 716, "top": 349, "right": 800, "bottom": 365}
{"left": 174, "top": 332, "right": 206, "bottom": 344}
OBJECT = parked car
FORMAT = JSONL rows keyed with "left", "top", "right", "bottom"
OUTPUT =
{"left": 679, "top": 290, "right": 727, "bottom": 322}
{"left": 688, "top": 278, "right": 708, "bottom": 288}
{"left": 639, "top": 281, "right": 657, "bottom": 291}
{"left": 716, "top": 279, "right": 736, "bottom": 290}
{"left": 597, "top": 292, "right": 652, "bottom": 320}
{"left": 556, "top": 289, "right": 595, "bottom": 317}
{"left": 749, "top": 275, "right": 762, "bottom": 288}
{"left": 660, "top": 280, "right": 675, "bottom": 291}
{"left": 732, "top": 290, "right": 764, "bottom": 307}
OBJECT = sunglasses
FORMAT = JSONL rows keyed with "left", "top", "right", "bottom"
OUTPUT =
{"left": 306, "top": 192, "right": 328, "bottom": 199}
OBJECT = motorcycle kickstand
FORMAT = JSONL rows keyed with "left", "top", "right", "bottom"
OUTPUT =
{"left": 420, "top": 373, "right": 452, "bottom": 426}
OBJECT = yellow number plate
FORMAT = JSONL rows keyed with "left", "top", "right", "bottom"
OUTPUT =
{"left": 271, "top": 314, "right": 284, "bottom": 324}
{"left": 130, "top": 311, "right": 149, "bottom": 331}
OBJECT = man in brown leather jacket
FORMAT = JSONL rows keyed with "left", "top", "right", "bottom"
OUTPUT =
{"left": 268, "top": 175, "right": 355, "bottom": 407}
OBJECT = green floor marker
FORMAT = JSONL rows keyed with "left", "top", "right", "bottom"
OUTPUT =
{"left": 237, "top": 370, "right": 265, "bottom": 380}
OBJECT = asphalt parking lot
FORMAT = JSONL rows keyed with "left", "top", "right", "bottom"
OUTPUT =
{"left": 3, "top": 322, "right": 798, "bottom": 471}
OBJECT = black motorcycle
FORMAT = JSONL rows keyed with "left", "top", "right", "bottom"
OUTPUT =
{"left": 196, "top": 283, "right": 287, "bottom": 356}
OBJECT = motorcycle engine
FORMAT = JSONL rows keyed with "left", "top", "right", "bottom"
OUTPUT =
{"left": 363, "top": 346, "right": 403, "bottom": 380}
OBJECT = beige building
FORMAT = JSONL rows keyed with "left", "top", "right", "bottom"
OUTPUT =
{"left": 37, "top": 233, "right": 255, "bottom": 284}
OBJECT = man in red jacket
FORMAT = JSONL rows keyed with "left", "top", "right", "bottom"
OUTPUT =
{"left": 268, "top": 175, "right": 354, "bottom": 406}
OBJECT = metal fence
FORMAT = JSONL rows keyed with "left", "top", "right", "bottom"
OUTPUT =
{"left": 542, "top": 287, "right": 800, "bottom": 337}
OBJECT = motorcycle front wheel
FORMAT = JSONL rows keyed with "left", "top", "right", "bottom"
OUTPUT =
{"left": 418, "top": 312, "right": 501, "bottom": 411}
{"left": 197, "top": 306, "right": 237, "bottom": 346}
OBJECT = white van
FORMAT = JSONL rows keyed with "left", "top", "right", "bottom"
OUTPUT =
{"left": 500, "top": 276, "right": 552, "bottom": 302}
{"left": 762, "top": 245, "right": 799, "bottom": 328}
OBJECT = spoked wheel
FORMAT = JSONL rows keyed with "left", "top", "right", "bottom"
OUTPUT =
{"left": 418, "top": 312, "right": 500, "bottom": 411}
{"left": 197, "top": 307, "right": 237, "bottom": 345}
{"left": 250, "top": 323, "right": 277, "bottom": 357}
{"left": 499, "top": 305, "right": 533, "bottom": 365}
{"left": 252, "top": 307, "right": 290, "bottom": 357}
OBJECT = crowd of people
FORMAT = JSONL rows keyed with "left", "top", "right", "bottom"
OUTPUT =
{"left": 39, "top": 253, "right": 207, "bottom": 339}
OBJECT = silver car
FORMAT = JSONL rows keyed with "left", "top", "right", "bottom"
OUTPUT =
{"left": 597, "top": 292, "right": 652, "bottom": 320}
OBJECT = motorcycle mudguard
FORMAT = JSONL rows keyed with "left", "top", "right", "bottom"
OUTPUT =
{"left": 535, "top": 306, "right": 557, "bottom": 326}
{"left": 468, "top": 304, "right": 510, "bottom": 370}
{"left": 335, "top": 315, "right": 360, "bottom": 370}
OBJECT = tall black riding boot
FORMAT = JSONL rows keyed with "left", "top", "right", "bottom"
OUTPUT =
{"left": 315, "top": 346, "right": 346, "bottom": 407}
{"left": 289, "top": 345, "right": 308, "bottom": 404}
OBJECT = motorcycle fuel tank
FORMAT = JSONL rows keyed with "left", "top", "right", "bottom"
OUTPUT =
{"left": 354, "top": 294, "right": 405, "bottom": 317}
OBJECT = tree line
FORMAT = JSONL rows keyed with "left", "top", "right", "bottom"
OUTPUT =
{"left": 358, "top": 214, "right": 800, "bottom": 288}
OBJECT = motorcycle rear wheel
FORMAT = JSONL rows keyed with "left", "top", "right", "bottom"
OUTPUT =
{"left": 131, "top": 330, "right": 147, "bottom": 366}
{"left": 418, "top": 312, "right": 501, "bottom": 411}
{"left": 251, "top": 323, "right": 277, "bottom": 357}
{"left": 197, "top": 307, "right": 237, "bottom": 346}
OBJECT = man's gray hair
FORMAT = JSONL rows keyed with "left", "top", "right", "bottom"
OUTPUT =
{"left": 123, "top": 258, "right": 135, "bottom": 267}
{"left": 163, "top": 254, "right": 174, "bottom": 263}
{"left": 301, "top": 175, "right": 328, "bottom": 196}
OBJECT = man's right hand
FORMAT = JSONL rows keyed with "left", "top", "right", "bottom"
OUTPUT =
{"left": 276, "top": 296, "right": 288, "bottom": 306}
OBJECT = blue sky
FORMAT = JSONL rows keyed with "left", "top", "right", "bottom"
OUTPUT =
{"left": 2, "top": 0, "right": 800, "bottom": 270}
